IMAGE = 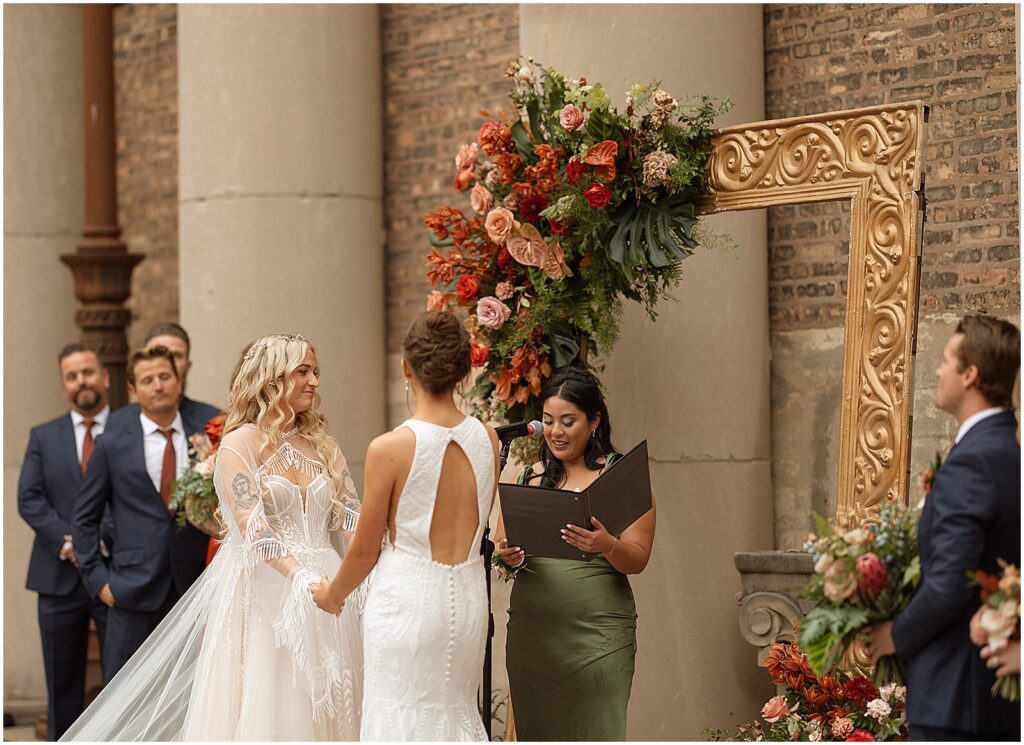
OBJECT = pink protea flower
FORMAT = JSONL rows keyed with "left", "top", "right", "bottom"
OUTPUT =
{"left": 855, "top": 553, "right": 890, "bottom": 600}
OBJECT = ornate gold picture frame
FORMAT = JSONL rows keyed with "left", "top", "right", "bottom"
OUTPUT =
{"left": 700, "top": 101, "right": 928, "bottom": 528}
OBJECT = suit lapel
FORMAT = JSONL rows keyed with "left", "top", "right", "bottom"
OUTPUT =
{"left": 122, "top": 414, "right": 164, "bottom": 504}
{"left": 59, "top": 414, "right": 82, "bottom": 486}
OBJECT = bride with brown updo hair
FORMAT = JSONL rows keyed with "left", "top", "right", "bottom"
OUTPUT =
{"left": 314, "top": 310, "right": 501, "bottom": 741}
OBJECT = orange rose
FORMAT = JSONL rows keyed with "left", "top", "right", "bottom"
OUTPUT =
{"left": 761, "top": 695, "right": 794, "bottom": 724}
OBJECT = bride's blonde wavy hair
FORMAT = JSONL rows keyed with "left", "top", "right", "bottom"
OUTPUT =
{"left": 222, "top": 334, "right": 345, "bottom": 524}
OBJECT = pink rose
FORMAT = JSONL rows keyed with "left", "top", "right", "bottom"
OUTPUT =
{"left": 455, "top": 143, "right": 478, "bottom": 171}
{"left": 761, "top": 695, "right": 792, "bottom": 724}
{"left": 476, "top": 296, "right": 511, "bottom": 330}
{"left": 426, "top": 290, "right": 449, "bottom": 312}
{"left": 485, "top": 207, "right": 518, "bottom": 245}
{"left": 823, "top": 560, "right": 858, "bottom": 602}
{"left": 470, "top": 184, "right": 493, "bottom": 214}
{"left": 495, "top": 281, "right": 514, "bottom": 301}
{"left": 979, "top": 605, "right": 1017, "bottom": 649}
{"left": 559, "top": 103, "right": 585, "bottom": 131}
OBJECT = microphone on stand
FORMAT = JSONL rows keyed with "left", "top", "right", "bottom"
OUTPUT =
{"left": 481, "top": 418, "right": 543, "bottom": 737}
{"left": 495, "top": 420, "right": 544, "bottom": 442}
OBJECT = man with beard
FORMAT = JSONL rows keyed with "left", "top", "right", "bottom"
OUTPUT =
{"left": 18, "top": 343, "right": 112, "bottom": 740}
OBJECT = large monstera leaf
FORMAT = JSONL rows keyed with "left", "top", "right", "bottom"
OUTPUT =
{"left": 605, "top": 192, "right": 700, "bottom": 280}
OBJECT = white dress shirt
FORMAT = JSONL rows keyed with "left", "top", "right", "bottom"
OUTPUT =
{"left": 70, "top": 405, "right": 110, "bottom": 465}
{"left": 140, "top": 411, "right": 188, "bottom": 494}
{"left": 955, "top": 407, "right": 1006, "bottom": 445}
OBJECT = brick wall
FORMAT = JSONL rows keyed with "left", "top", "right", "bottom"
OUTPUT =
{"left": 764, "top": 3, "right": 1019, "bottom": 548}
{"left": 113, "top": 4, "right": 179, "bottom": 353}
{"left": 764, "top": 3, "right": 1019, "bottom": 327}
{"left": 381, "top": 4, "right": 520, "bottom": 354}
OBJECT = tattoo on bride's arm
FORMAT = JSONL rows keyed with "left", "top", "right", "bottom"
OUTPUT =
{"left": 232, "top": 473, "right": 260, "bottom": 509}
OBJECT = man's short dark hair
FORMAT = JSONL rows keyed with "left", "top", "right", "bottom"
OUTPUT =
{"left": 955, "top": 313, "right": 1020, "bottom": 409}
{"left": 143, "top": 323, "right": 190, "bottom": 357}
{"left": 58, "top": 342, "right": 103, "bottom": 367}
{"left": 127, "top": 345, "right": 179, "bottom": 386}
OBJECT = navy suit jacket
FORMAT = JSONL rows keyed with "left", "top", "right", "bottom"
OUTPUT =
{"left": 892, "top": 410, "right": 1020, "bottom": 736}
{"left": 18, "top": 413, "right": 113, "bottom": 596}
{"left": 72, "top": 403, "right": 217, "bottom": 612}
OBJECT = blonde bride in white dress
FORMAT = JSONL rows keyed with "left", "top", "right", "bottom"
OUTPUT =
{"left": 62, "top": 334, "right": 364, "bottom": 741}
{"left": 314, "top": 311, "right": 500, "bottom": 741}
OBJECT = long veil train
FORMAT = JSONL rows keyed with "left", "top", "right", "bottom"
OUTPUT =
{"left": 61, "top": 522, "right": 365, "bottom": 741}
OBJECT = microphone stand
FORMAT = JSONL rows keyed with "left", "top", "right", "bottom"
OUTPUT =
{"left": 480, "top": 437, "right": 513, "bottom": 740}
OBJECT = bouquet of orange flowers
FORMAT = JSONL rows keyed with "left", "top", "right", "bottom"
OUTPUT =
{"left": 705, "top": 634, "right": 908, "bottom": 741}
{"left": 424, "top": 57, "right": 731, "bottom": 430}
{"left": 797, "top": 501, "right": 920, "bottom": 685}
{"left": 970, "top": 560, "right": 1021, "bottom": 702}
{"left": 169, "top": 412, "right": 226, "bottom": 535}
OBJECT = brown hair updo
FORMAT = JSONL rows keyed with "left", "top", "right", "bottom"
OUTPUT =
{"left": 403, "top": 311, "right": 472, "bottom": 394}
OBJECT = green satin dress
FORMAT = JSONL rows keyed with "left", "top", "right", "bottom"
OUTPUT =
{"left": 506, "top": 458, "right": 637, "bottom": 741}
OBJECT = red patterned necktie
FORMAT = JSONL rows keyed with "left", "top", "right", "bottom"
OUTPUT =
{"left": 158, "top": 428, "right": 176, "bottom": 505}
{"left": 81, "top": 419, "right": 95, "bottom": 476}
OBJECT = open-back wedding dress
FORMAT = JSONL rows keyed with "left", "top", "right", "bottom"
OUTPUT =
{"left": 61, "top": 424, "right": 364, "bottom": 741}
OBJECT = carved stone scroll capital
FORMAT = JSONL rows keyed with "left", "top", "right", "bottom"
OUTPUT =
{"left": 737, "top": 591, "right": 805, "bottom": 666}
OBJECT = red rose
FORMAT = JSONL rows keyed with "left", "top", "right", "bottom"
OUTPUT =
{"left": 566, "top": 158, "right": 587, "bottom": 185}
{"left": 455, "top": 274, "right": 481, "bottom": 302}
{"left": 548, "top": 217, "right": 572, "bottom": 235}
{"left": 496, "top": 247, "right": 512, "bottom": 268}
{"left": 583, "top": 182, "right": 612, "bottom": 209}
{"left": 471, "top": 343, "right": 490, "bottom": 367}
{"left": 518, "top": 194, "right": 549, "bottom": 224}
{"left": 846, "top": 730, "right": 875, "bottom": 742}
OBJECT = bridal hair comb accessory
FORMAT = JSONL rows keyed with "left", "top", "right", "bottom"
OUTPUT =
{"left": 243, "top": 334, "right": 307, "bottom": 362}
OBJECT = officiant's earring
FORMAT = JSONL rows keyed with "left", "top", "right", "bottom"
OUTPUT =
{"left": 405, "top": 379, "right": 412, "bottom": 413}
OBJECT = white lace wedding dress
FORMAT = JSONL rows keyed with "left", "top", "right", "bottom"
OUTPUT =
{"left": 361, "top": 417, "right": 494, "bottom": 741}
{"left": 61, "top": 425, "right": 365, "bottom": 741}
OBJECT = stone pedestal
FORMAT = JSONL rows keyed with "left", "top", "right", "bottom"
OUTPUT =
{"left": 735, "top": 551, "right": 815, "bottom": 666}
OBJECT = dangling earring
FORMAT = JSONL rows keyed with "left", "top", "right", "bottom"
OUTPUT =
{"left": 405, "top": 379, "right": 412, "bottom": 414}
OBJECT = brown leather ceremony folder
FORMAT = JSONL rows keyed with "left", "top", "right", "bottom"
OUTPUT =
{"left": 499, "top": 440, "right": 652, "bottom": 561}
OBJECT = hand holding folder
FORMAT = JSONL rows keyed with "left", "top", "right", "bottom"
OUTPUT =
{"left": 498, "top": 440, "right": 652, "bottom": 561}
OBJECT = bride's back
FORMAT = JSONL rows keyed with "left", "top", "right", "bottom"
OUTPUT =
{"left": 386, "top": 416, "right": 494, "bottom": 566}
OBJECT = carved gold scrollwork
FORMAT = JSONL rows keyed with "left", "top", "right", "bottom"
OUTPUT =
{"left": 701, "top": 102, "right": 926, "bottom": 528}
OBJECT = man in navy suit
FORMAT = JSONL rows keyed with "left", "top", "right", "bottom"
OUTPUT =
{"left": 18, "top": 343, "right": 112, "bottom": 740}
{"left": 868, "top": 314, "right": 1020, "bottom": 740}
{"left": 72, "top": 346, "right": 215, "bottom": 682}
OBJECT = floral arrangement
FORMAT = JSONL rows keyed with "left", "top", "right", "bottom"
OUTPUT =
{"left": 490, "top": 551, "right": 527, "bottom": 583}
{"left": 169, "top": 412, "right": 226, "bottom": 536}
{"left": 424, "top": 57, "right": 731, "bottom": 429}
{"left": 797, "top": 501, "right": 920, "bottom": 684}
{"left": 970, "top": 560, "right": 1021, "bottom": 701}
{"left": 704, "top": 635, "right": 907, "bottom": 741}
{"left": 917, "top": 450, "right": 942, "bottom": 498}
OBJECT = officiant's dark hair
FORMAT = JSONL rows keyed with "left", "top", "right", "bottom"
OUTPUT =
{"left": 531, "top": 365, "right": 616, "bottom": 488}
{"left": 403, "top": 310, "right": 472, "bottom": 394}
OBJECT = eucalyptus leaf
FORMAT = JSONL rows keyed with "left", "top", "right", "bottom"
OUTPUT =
{"left": 429, "top": 234, "right": 454, "bottom": 248}
{"left": 511, "top": 120, "right": 534, "bottom": 161}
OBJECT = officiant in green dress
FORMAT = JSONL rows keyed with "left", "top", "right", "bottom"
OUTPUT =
{"left": 494, "top": 366, "right": 657, "bottom": 741}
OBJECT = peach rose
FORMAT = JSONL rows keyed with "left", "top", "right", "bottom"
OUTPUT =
{"left": 485, "top": 207, "right": 518, "bottom": 245}
{"left": 559, "top": 103, "right": 585, "bottom": 131}
{"left": 814, "top": 554, "right": 837, "bottom": 576}
{"left": 455, "top": 143, "right": 478, "bottom": 171}
{"left": 453, "top": 167, "right": 474, "bottom": 192}
{"left": 970, "top": 607, "right": 990, "bottom": 646}
{"left": 761, "top": 695, "right": 792, "bottom": 724}
{"left": 843, "top": 527, "right": 873, "bottom": 545}
{"left": 426, "top": 290, "right": 449, "bottom": 312}
{"left": 830, "top": 717, "right": 854, "bottom": 738}
{"left": 470, "top": 184, "right": 493, "bottom": 214}
{"left": 980, "top": 604, "right": 1018, "bottom": 649}
{"left": 823, "top": 560, "right": 857, "bottom": 602}
{"left": 476, "top": 296, "right": 512, "bottom": 330}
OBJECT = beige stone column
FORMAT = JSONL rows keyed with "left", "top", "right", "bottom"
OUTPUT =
{"left": 178, "top": 5, "right": 385, "bottom": 485}
{"left": 3, "top": 5, "right": 84, "bottom": 706}
{"left": 517, "top": 5, "right": 772, "bottom": 738}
